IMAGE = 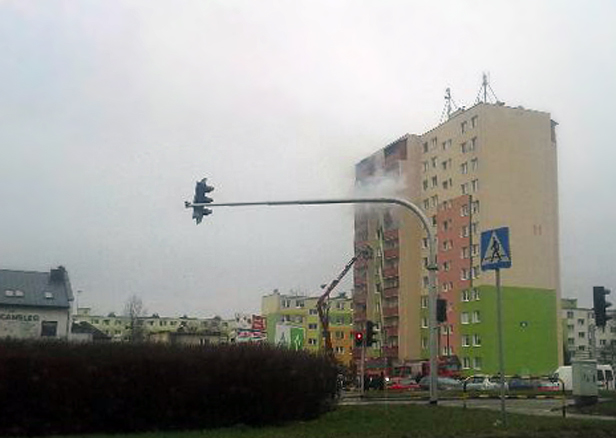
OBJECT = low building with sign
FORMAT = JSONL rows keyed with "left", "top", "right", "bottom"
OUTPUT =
{"left": 0, "top": 267, "right": 73, "bottom": 339}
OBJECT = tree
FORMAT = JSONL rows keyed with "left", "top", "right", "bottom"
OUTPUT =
{"left": 124, "top": 295, "right": 147, "bottom": 342}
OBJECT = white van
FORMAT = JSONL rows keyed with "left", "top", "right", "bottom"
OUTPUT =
{"left": 553, "top": 365, "right": 614, "bottom": 390}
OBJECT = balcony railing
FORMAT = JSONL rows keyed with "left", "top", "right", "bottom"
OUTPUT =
{"left": 384, "top": 248, "right": 399, "bottom": 259}
{"left": 383, "top": 229, "right": 399, "bottom": 241}
{"left": 382, "top": 306, "right": 399, "bottom": 318}
{"left": 382, "top": 267, "right": 399, "bottom": 279}
{"left": 383, "top": 287, "right": 399, "bottom": 298}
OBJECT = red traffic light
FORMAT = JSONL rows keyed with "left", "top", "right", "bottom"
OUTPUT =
{"left": 354, "top": 331, "right": 364, "bottom": 347}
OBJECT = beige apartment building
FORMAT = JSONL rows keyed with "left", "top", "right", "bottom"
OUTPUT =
{"left": 354, "top": 102, "right": 561, "bottom": 375}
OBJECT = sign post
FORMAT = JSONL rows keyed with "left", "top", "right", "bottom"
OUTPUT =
{"left": 480, "top": 227, "right": 512, "bottom": 427}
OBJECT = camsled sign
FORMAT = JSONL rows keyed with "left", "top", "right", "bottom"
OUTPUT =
{"left": 275, "top": 324, "right": 304, "bottom": 350}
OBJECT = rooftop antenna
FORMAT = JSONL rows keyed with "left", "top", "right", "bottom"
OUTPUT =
{"left": 440, "top": 87, "right": 459, "bottom": 123}
{"left": 475, "top": 72, "right": 500, "bottom": 104}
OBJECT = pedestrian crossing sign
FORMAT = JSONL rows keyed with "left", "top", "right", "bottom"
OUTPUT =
{"left": 480, "top": 227, "right": 512, "bottom": 270}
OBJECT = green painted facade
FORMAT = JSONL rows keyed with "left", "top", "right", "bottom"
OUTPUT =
{"left": 458, "top": 285, "right": 558, "bottom": 376}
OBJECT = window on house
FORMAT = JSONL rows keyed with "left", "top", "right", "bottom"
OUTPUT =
{"left": 567, "top": 338, "right": 575, "bottom": 345}
{"left": 462, "top": 290, "right": 470, "bottom": 302}
{"left": 462, "top": 335, "right": 470, "bottom": 346}
{"left": 461, "top": 121, "right": 468, "bottom": 133}
{"left": 422, "top": 238, "right": 429, "bottom": 249}
{"left": 471, "top": 179, "right": 479, "bottom": 192}
{"left": 471, "top": 158, "right": 479, "bottom": 171}
{"left": 443, "top": 261, "right": 451, "bottom": 271}
{"left": 461, "top": 204, "right": 469, "bottom": 217}
{"left": 461, "top": 225, "right": 469, "bottom": 238}
{"left": 431, "top": 195, "right": 438, "bottom": 208}
{"left": 461, "top": 247, "right": 470, "bottom": 259}
{"left": 41, "top": 321, "right": 58, "bottom": 337}
{"left": 474, "top": 357, "right": 482, "bottom": 369}
{"left": 308, "top": 323, "right": 318, "bottom": 330}
{"left": 308, "top": 338, "right": 317, "bottom": 345}
{"left": 461, "top": 142, "right": 468, "bottom": 153}
{"left": 421, "top": 317, "right": 428, "bottom": 328}
{"left": 471, "top": 244, "right": 479, "bottom": 256}
{"left": 473, "top": 334, "right": 482, "bottom": 346}
{"left": 472, "top": 289, "right": 480, "bottom": 300}
{"left": 421, "top": 296, "right": 428, "bottom": 308}
{"left": 461, "top": 183, "right": 469, "bottom": 195}
{"left": 309, "top": 309, "right": 318, "bottom": 315}
{"left": 423, "top": 143, "right": 429, "bottom": 153}
{"left": 461, "top": 312, "right": 469, "bottom": 324}
{"left": 461, "top": 162, "right": 468, "bottom": 174}
{"left": 578, "top": 332, "right": 586, "bottom": 339}
{"left": 463, "top": 357, "right": 471, "bottom": 369}
{"left": 431, "top": 176, "right": 438, "bottom": 187}
{"left": 335, "top": 331, "right": 344, "bottom": 339}
{"left": 423, "top": 161, "right": 429, "bottom": 172}
{"left": 566, "top": 311, "right": 574, "bottom": 319}
{"left": 461, "top": 268, "right": 469, "bottom": 280}
{"left": 471, "top": 201, "right": 480, "bottom": 214}
{"left": 423, "top": 180, "right": 428, "bottom": 191}
{"left": 472, "top": 311, "right": 481, "bottom": 323}
{"left": 422, "top": 337, "right": 427, "bottom": 349}
{"left": 470, "top": 137, "right": 477, "bottom": 151}
{"left": 282, "top": 300, "right": 291, "bottom": 308}
{"left": 471, "top": 115, "right": 478, "bottom": 128}
{"left": 431, "top": 157, "right": 438, "bottom": 168}
{"left": 471, "top": 222, "right": 479, "bottom": 235}
{"left": 423, "top": 199, "right": 430, "bottom": 210}
{"left": 335, "top": 346, "right": 344, "bottom": 354}
{"left": 578, "top": 319, "right": 585, "bottom": 325}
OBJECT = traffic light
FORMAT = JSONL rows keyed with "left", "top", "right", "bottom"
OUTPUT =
{"left": 366, "top": 320, "right": 375, "bottom": 346}
{"left": 437, "top": 298, "right": 448, "bottom": 323}
{"left": 192, "top": 178, "right": 214, "bottom": 224}
{"left": 354, "top": 331, "right": 364, "bottom": 347}
{"left": 594, "top": 286, "right": 612, "bottom": 328}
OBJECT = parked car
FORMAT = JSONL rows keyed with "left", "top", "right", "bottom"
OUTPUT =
{"left": 507, "top": 377, "right": 536, "bottom": 391}
{"left": 464, "top": 375, "right": 507, "bottom": 391}
{"left": 535, "top": 379, "right": 561, "bottom": 392}
{"left": 387, "top": 377, "right": 420, "bottom": 391}
{"left": 418, "top": 376, "right": 461, "bottom": 390}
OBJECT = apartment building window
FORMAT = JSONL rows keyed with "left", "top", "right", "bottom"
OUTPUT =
{"left": 463, "top": 357, "right": 471, "bottom": 369}
{"left": 461, "top": 204, "right": 469, "bottom": 217}
{"left": 462, "top": 290, "right": 470, "bottom": 302}
{"left": 421, "top": 296, "right": 428, "bottom": 308}
{"left": 471, "top": 244, "right": 479, "bottom": 257}
{"left": 472, "top": 289, "right": 480, "bottom": 301}
{"left": 578, "top": 346, "right": 586, "bottom": 351}
{"left": 308, "top": 338, "right": 317, "bottom": 346}
{"left": 442, "top": 179, "right": 451, "bottom": 190}
{"left": 471, "top": 266, "right": 480, "bottom": 279}
{"left": 335, "top": 346, "right": 344, "bottom": 354}
{"left": 461, "top": 225, "right": 469, "bottom": 237}
{"left": 41, "top": 321, "right": 58, "bottom": 337}
{"left": 462, "top": 335, "right": 471, "bottom": 346}
{"left": 470, "top": 137, "right": 477, "bottom": 151}
{"left": 461, "top": 121, "right": 468, "bottom": 133}
{"left": 421, "top": 317, "right": 428, "bottom": 329}
{"left": 282, "top": 300, "right": 291, "bottom": 308}
{"left": 472, "top": 311, "right": 481, "bottom": 323}
{"left": 432, "top": 215, "right": 437, "bottom": 227}
{"left": 431, "top": 137, "right": 438, "bottom": 150}
{"left": 423, "top": 276, "right": 429, "bottom": 287}
{"left": 568, "top": 338, "right": 575, "bottom": 346}
{"left": 423, "top": 179, "right": 428, "bottom": 191}
{"left": 308, "top": 323, "right": 318, "bottom": 330}
{"left": 578, "top": 318, "right": 585, "bottom": 325}
{"left": 423, "top": 142, "right": 429, "bottom": 153}
{"left": 431, "top": 157, "right": 438, "bottom": 168}
{"left": 461, "top": 268, "right": 469, "bottom": 280}
{"left": 461, "top": 312, "right": 470, "bottom": 324}
{"left": 471, "top": 179, "right": 479, "bottom": 192}
{"left": 423, "top": 161, "right": 429, "bottom": 172}
{"left": 423, "top": 199, "right": 430, "bottom": 210}
{"left": 443, "top": 261, "right": 451, "bottom": 272}
{"left": 336, "top": 302, "right": 345, "bottom": 310}
{"left": 473, "top": 334, "right": 482, "bottom": 346}
{"left": 442, "top": 139, "right": 452, "bottom": 151}
{"left": 600, "top": 339, "right": 607, "bottom": 346}
{"left": 471, "top": 221, "right": 479, "bottom": 235}
{"left": 471, "top": 200, "right": 480, "bottom": 214}
{"left": 431, "top": 195, "right": 438, "bottom": 208}
{"left": 422, "top": 237, "right": 429, "bottom": 249}
{"left": 335, "top": 331, "right": 344, "bottom": 340}
{"left": 474, "top": 357, "right": 482, "bottom": 370}
{"left": 461, "top": 162, "right": 468, "bottom": 174}
{"left": 297, "top": 300, "right": 305, "bottom": 308}
{"left": 578, "top": 332, "right": 586, "bottom": 339}
{"left": 566, "top": 324, "right": 574, "bottom": 332}
{"left": 461, "top": 142, "right": 468, "bottom": 153}
{"left": 471, "top": 158, "right": 479, "bottom": 171}
{"left": 431, "top": 176, "right": 438, "bottom": 188}
{"left": 471, "top": 115, "right": 478, "bottom": 128}
{"left": 309, "top": 309, "right": 318, "bottom": 315}
{"left": 422, "top": 337, "right": 427, "bottom": 349}
{"left": 461, "top": 246, "right": 470, "bottom": 259}
{"left": 461, "top": 183, "right": 469, "bottom": 195}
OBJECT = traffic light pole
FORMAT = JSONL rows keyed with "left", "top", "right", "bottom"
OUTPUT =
{"left": 187, "top": 196, "right": 440, "bottom": 404}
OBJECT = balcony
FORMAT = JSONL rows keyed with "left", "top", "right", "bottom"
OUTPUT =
{"left": 383, "top": 325, "right": 399, "bottom": 337}
{"left": 383, "top": 229, "right": 399, "bottom": 241}
{"left": 384, "top": 248, "right": 399, "bottom": 259}
{"left": 383, "top": 287, "right": 399, "bottom": 298}
{"left": 354, "top": 311, "right": 367, "bottom": 322}
{"left": 383, "top": 346, "right": 399, "bottom": 358}
{"left": 383, "top": 267, "right": 399, "bottom": 279}
{"left": 382, "top": 306, "right": 399, "bottom": 318}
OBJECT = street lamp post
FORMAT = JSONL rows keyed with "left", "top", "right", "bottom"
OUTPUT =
{"left": 186, "top": 195, "right": 440, "bottom": 404}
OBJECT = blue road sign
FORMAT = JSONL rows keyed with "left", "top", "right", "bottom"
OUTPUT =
{"left": 480, "top": 227, "right": 512, "bottom": 270}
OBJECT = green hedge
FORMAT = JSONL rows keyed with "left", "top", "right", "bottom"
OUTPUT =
{"left": 0, "top": 340, "right": 338, "bottom": 436}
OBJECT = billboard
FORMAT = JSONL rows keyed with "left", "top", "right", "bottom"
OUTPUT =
{"left": 275, "top": 324, "right": 304, "bottom": 350}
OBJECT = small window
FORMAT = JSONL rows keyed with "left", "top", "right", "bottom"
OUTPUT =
{"left": 471, "top": 115, "right": 478, "bottom": 128}
{"left": 473, "top": 334, "right": 482, "bottom": 346}
{"left": 461, "top": 121, "right": 468, "bottom": 133}
{"left": 461, "top": 162, "right": 468, "bottom": 174}
{"left": 461, "top": 312, "right": 469, "bottom": 324}
{"left": 423, "top": 143, "right": 429, "bottom": 153}
{"left": 421, "top": 296, "right": 428, "bottom": 308}
{"left": 308, "top": 323, "right": 318, "bottom": 330}
{"left": 4, "top": 290, "right": 14, "bottom": 297}
{"left": 470, "top": 137, "right": 477, "bottom": 151}
{"left": 578, "top": 332, "right": 586, "bottom": 339}
{"left": 421, "top": 337, "right": 427, "bottom": 349}
{"left": 472, "top": 311, "right": 481, "bottom": 323}
{"left": 462, "top": 357, "right": 471, "bottom": 369}
{"left": 471, "top": 158, "right": 479, "bottom": 171}
{"left": 462, "top": 335, "right": 470, "bottom": 346}
{"left": 471, "top": 179, "right": 479, "bottom": 192}
{"left": 578, "top": 318, "right": 585, "bottom": 326}
{"left": 462, "top": 290, "right": 470, "bottom": 302}
{"left": 461, "top": 183, "right": 469, "bottom": 195}
{"left": 308, "top": 338, "right": 317, "bottom": 346}
{"left": 421, "top": 317, "right": 428, "bottom": 328}
{"left": 41, "top": 321, "right": 58, "bottom": 337}
{"left": 44, "top": 292, "right": 53, "bottom": 299}
{"left": 566, "top": 311, "right": 574, "bottom": 319}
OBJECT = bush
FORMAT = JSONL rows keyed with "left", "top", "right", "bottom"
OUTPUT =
{"left": 0, "top": 340, "right": 338, "bottom": 436}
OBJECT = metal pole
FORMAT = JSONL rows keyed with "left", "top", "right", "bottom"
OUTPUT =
{"left": 496, "top": 268, "right": 507, "bottom": 426}
{"left": 187, "top": 196, "right": 440, "bottom": 404}
{"left": 361, "top": 338, "right": 366, "bottom": 395}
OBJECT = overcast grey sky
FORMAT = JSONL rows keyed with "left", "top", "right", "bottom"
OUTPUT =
{"left": 1, "top": 0, "right": 614, "bottom": 317}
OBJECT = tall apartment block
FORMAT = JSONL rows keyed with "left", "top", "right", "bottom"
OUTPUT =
{"left": 353, "top": 102, "right": 561, "bottom": 376}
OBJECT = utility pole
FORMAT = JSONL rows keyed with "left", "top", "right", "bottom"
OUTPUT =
{"left": 187, "top": 189, "right": 441, "bottom": 404}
